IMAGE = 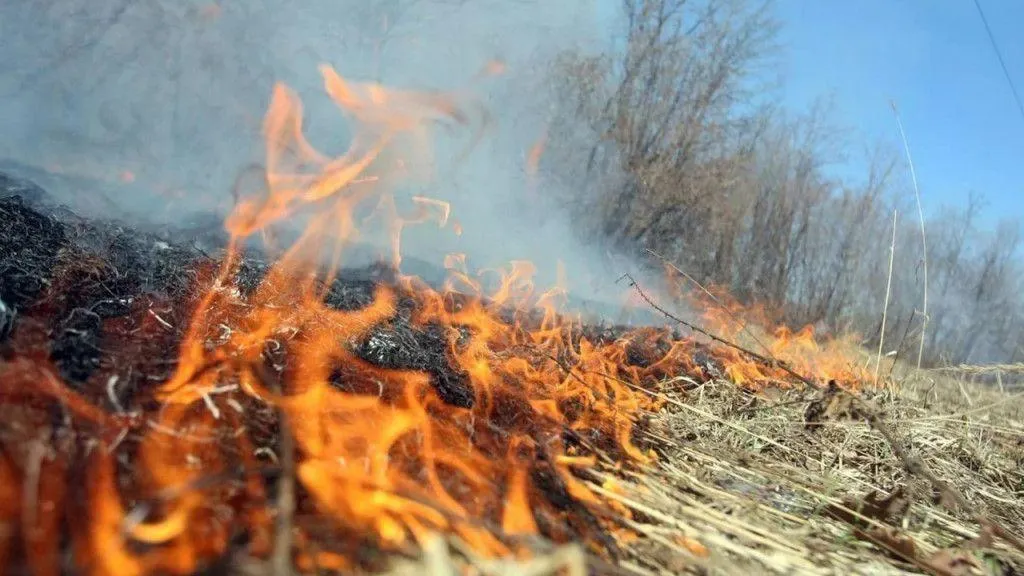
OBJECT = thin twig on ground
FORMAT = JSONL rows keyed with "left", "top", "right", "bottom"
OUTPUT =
{"left": 272, "top": 415, "right": 296, "bottom": 575}
{"left": 645, "top": 248, "right": 773, "bottom": 357}
{"left": 616, "top": 273, "right": 817, "bottom": 389}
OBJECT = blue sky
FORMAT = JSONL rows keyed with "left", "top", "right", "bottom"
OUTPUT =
{"left": 595, "top": 0, "right": 1024, "bottom": 224}
{"left": 776, "top": 0, "right": 1023, "bottom": 223}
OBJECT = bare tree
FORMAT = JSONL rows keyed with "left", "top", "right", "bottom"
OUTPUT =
{"left": 546, "top": 0, "right": 777, "bottom": 247}
{"left": 543, "top": 0, "right": 1022, "bottom": 366}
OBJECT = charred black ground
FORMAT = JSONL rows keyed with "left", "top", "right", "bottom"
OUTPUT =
{"left": 0, "top": 172, "right": 719, "bottom": 407}
{"left": 0, "top": 175, "right": 460, "bottom": 399}
{"left": 0, "top": 173, "right": 715, "bottom": 573}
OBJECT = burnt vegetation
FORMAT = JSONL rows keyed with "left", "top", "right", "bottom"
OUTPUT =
{"left": 0, "top": 178, "right": 733, "bottom": 573}
{"left": 1, "top": 1, "right": 1022, "bottom": 574}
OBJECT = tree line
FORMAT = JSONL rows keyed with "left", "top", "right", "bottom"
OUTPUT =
{"left": 541, "top": 0, "right": 1022, "bottom": 366}
{"left": 2, "top": 0, "right": 1019, "bottom": 365}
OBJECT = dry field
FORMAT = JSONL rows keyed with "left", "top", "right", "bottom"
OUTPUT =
{"left": 371, "top": 364, "right": 1024, "bottom": 576}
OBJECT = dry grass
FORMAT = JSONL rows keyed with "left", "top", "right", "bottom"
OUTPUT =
{"left": 604, "top": 371, "right": 1024, "bottom": 575}
{"left": 360, "top": 367, "right": 1024, "bottom": 576}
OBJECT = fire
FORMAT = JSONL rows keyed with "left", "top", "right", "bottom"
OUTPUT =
{"left": 104, "top": 65, "right": 665, "bottom": 570}
{"left": 0, "top": 64, "right": 872, "bottom": 575}
{"left": 663, "top": 267, "right": 871, "bottom": 388}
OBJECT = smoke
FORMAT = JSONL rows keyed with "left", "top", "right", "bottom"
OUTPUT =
{"left": 0, "top": 0, "right": 663, "bottom": 322}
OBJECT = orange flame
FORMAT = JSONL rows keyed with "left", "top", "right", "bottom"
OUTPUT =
{"left": 108, "top": 65, "right": 665, "bottom": 570}
{"left": 663, "top": 265, "right": 870, "bottom": 388}
{"left": 0, "top": 63, "right": 873, "bottom": 575}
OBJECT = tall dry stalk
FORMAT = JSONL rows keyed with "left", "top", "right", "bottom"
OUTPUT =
{"left": 875, "top": 208, "right": 898, "bottom": 387}
{"left": 890, "top": 101, "right": 929, "bottom": 369}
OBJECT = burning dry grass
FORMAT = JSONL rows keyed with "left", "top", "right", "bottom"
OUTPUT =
{"left": 608, "top": 372, "right": 1024, "bottom": 575}
{"left": 3, "top": 182, "right": 1024, "bottom": 575}
{"left": 342, "top": 370, "right": 1024, "bottom": 576}
{"left": 2, "top": 63, "right": 1022, "bottom": 576}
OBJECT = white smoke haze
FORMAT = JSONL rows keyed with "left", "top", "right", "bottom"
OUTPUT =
{"left": 0, "top": 0, "right": 664, "bottom": 322}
